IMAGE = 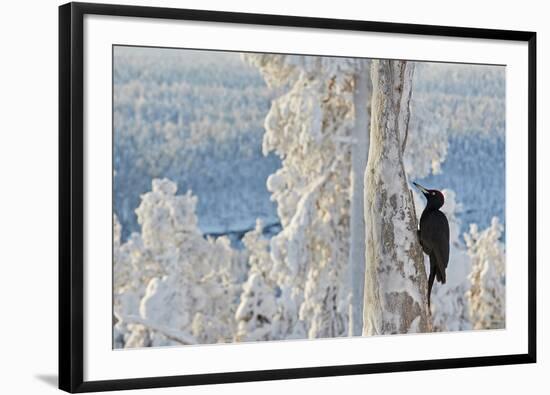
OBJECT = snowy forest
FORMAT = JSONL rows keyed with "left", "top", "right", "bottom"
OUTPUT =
{"left": 113, "top": 46, "right": 506, "bottom": 348}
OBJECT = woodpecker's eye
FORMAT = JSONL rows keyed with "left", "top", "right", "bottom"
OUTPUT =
{"left": 431, "top": 192, "right": 435, "bottom": 195}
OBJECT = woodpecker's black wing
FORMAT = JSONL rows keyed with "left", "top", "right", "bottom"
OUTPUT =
{"left": 419, "top": 210, "right": 450, "bottom": 284}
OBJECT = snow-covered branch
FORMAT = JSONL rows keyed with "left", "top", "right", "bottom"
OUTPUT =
{"left": 121, "top": 315, "right": 198, "bottom": 345}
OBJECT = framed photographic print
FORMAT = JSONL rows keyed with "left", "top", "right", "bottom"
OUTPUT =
{"left": 59, "top": 1, "right": 536, "bottom": 392}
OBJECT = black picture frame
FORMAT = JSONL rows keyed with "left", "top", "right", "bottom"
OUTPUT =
{"left": 59, "top": 2, "right": 537, "bottom": 393}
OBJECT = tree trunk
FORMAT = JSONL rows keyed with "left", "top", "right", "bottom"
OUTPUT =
{"left": 349, "top": 68, "right": 370, "bottom": 336}
{"left": 362, "top": 60, "right": 431, "bottom": 335}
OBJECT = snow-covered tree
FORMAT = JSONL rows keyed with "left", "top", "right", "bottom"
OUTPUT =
{"left": 114, "top": 178, "right": 245, "bottom": 348}
{"left": 235, "top": 272, "right": 279, "bottom": 342}
{"left": 465, "top": 217, "right": 505, "bottom": 330}
{"left": 235, "top": 220, "right": 279, "bottom": 341}
{"left": 245, "top": 54, "right": 368, "bottom": 339}
{"left": 113, "top": 217, "right": 162, "bottom": 333}
{"left": 362, "top": 60, "right": 431, "bottom": 335}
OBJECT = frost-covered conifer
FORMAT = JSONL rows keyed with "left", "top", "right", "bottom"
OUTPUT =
{"left": 244, "top": 54, "right": 369, "bottom": 339}
{"left": 465, "top": 217, "right": 505, "bottom": 329}
{"left": 235, "top": 220, "right": 279, "bottom": 341}
{"left": 114, "top": 178, "right": 244, "bottom": 347}
{"left": 235, "top": 273, "right": 279, "bottom": 342}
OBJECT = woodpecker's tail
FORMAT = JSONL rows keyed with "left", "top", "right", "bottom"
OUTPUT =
{"left": 427, "top": 268, "right": 436, "bottom": 307}
{"left": 428, "top": 254, "right": 437, "bottom": 307}
{"left": 435, "top": 266, "right": 446, "bottom": 284}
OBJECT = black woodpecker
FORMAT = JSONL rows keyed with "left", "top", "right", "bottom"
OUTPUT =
{"left": 413, "top": 182, "right": 450, "bottom": 307}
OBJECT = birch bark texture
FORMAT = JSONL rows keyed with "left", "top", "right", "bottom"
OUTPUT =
{"left": 362, "top": 60, "right": 431, "bottom": 335}
{"left": 349, "top": 68, "right": 370, "bottom": 336}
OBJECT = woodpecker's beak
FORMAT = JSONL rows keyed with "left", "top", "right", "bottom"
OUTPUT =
{"left": 413, "top": 182, "right": 429, "bottom": 196}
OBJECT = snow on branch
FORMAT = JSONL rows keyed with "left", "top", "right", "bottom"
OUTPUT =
{"left": 121, "top": 315, "right": 198, "bottom": 345}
